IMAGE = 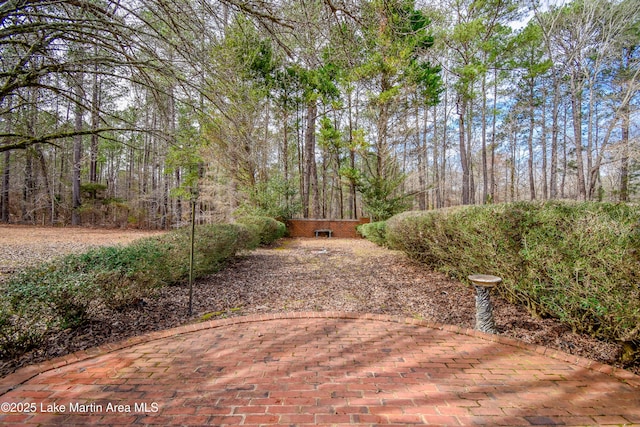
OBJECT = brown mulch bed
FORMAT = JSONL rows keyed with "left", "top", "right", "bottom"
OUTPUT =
{"left": 1, "top": 234, "right": 635, "bottom": 378}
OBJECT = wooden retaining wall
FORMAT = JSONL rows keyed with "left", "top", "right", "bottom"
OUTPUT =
{"left": 286, "top": 218, "right": 370, "bottom": 238}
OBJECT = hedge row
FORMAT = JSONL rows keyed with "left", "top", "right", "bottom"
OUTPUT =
{"left": 236, "top": 215, "right": 287, "bottom": 245}
{"left": 356, "top": 221, "right": 388, "bottom": 246}
{"left": 371, "top": 202, "right": 640, "bottom": 357}
{"left": 0, "top": 217, "right": 285, "bottom": 357}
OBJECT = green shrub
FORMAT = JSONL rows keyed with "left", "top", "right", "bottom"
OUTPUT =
{"left": 156, "top": 223, "right": 254, "bottom": 284}
{"left": 516, "top": 202, "right": 640, "bottom": 343}
{"left": 1, "top": 257, "right": 99, "bottom": 356}
{"left": 386, "top": 205, "right": 522, "bottom": 282}
{"left": 386, "top": 201, "right": 640, "bottom": 356}
{"left": 0, "top": 301, "right": 47, "bottom": 358}
{"left": 5, "top": 258, "right": 101, "bottom": 328}
{"left": 357, "top": 221, "right": 388, "bottom": 246}
{"left": 0, "top": 223, "right": 258, "bottom": 356}
{"left": 73, "top": 240, "right": 168, "bottom": 309}
{"left": 235, "top": 216, "right": 286, "bottom": 245}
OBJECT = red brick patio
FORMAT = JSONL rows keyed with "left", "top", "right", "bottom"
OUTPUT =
{"left": 1, "top": 313, "right": 639, "bottom": 426}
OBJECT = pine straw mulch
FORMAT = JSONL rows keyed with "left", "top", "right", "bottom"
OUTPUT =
{"left": 0, "top": 224, "right": 164, "bottom": 275}
{"left": 1, "top": 236, "right": 635, "bottom": 378}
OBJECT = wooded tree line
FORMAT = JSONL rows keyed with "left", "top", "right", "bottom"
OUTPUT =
{"left": 1, "top": 0, "right": 638, "bottom": 227}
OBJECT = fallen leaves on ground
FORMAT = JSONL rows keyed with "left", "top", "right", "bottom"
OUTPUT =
{"left": 0, "top": 225, "right": 163, "bottom": 275}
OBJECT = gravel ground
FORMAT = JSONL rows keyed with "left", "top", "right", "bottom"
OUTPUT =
{"left": 0, "top": 229, "right": 633, "bottom": 378}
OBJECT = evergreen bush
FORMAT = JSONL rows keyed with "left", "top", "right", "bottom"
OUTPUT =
{"left": 357, "top": 221, "right": 388, "bottom": 246}
{"left": 385, "top": 201, "right": 640, "bottom": 359}
{"left": 235, "top": 216, "right": 287, "bottom": 245}
{"left": 155, "top": 223, "right": 254, "bottom": 284}
{"left": 0, "top": 222, "right": 259, "bottom": 357}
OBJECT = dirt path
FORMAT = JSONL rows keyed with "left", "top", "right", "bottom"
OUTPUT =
{"left": 0, "top": 233, "right": 628, "bottom": 377}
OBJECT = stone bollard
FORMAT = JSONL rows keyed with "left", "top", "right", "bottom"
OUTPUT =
{"left": 468, "top": 274, "right": 501, "bottom": 334}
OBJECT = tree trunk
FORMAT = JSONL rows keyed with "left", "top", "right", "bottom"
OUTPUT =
{"left": 72, "top": 76, "right": 84, "bottom": 226}
{"left": 127, "top": 145, "right": 134, "bottom": 201}
{"left": 481, "top": 73, "right": 488, "bottom": 204}
{"left": 23, "top": 92, "right": 37, "bottom": 223}
{"left": 441, "top": 88, "right": 448, "bottom": 208}
{"left": 89, "top": 70, "right": 100, "bottom": 185}
{"left": 333, "top": 113, "right": 343, "bottom": 219}
{"left": 377, "top": 101, "right": 389, "bottom": 180}
{"left": 419, "top": 104, "right": 429, "bottom": 209}
{"left": 23, "top": 150, "right": 34, "bottom": 222}
{"left": 2, "top": 95, "right": 13, "bottom": 223}
{"left": 541, "top": 87, "right": 548, "bottom": 200}
{"left": 619, "top": 92, "right": 630, "bottom": 202}
{"left": 57, "top": 145, "right": 65, "bottom": 222}
{"left": 561, "top": 107, "right": 568, "bottom": 198}
{"left": 321, "top": 151, "right": 328, "bottom": 218}
{"left": 72, "top": 136, "right": 83, "bottom": 225}
{"left": 619, "top": 47, "right": 633, "bottom": 202}
{"left": 549, "top": 70, "right": 560, "bottom": 199}
{"left": 433, "top": 103, "right": 440, "bottom": 209}
{"left": 1, "top": 151, "right": 9, "bottom": 222}
{"left": 348, "top": 90, "right": 357, "bottom": 219}
{"left": 417, "top": 103, "right": 426, "bottom": 210}
{"left": 459, "top": 96, "right": 470, "bottom": 205}
{"left": 142, "top": 107, "right": 150, "bottom": 196}
{"left": 35, "top": 146, "right": 52, "bottom": 224}
{"left": 297, "top": 105, "right": 307, "bottom": 218}
{"left": 161, "top": 174, "right": 169, "bottom": 229}
{"left": 490, "top": 68, "right": 498, "bottom": 203}
{"left": 570, "top": 77, "right": 587, "bottom": 200}
{"left": 337, "top": 154, "right": 344, "bottom": 219}
{"left": 168, "top": 89, "right": 179, "bottom": 227}
{"left": 304, "top": 100, "right": 319, "bottom": 218}
{"left": 586, "top": 75, "right": 595, "bottom": 199}
{"left": 175, "top": 168, "right": 182, "bottom": 224}
{"left": 283, "top": 109, "right": 290, "bottom": 211}
{"left": 510, "top": 127, "right": 517, "bottom": 201}
{"left": 527, "top": 79, "right": 536, "bottom": 200}
{"left": 467, "top": 98, "right": 475, "bottom": 204}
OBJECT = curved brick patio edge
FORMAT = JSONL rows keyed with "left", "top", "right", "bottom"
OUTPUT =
{"left": 2, "top": 311, "right": 639, "bottom": 396}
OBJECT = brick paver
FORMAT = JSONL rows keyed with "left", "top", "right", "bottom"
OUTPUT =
{"left": 1, "top": 312, "right": 639, "bottom": 426}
